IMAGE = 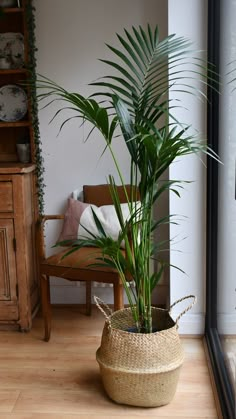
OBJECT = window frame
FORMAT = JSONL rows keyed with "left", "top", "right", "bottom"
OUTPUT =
{"left": 206, "top": 0, "right": 235, "bottom": 416}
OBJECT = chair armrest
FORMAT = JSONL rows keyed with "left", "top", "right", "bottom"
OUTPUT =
{"left": 40, "top": 214, "right": 65, "bottom": 224}
{"left": 37, "top": 215, "right": 65, "bottom": 261}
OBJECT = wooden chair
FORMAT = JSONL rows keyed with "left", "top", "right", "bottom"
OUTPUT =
{"left": 38, "top": 184, "right": 135, "bottom": 341}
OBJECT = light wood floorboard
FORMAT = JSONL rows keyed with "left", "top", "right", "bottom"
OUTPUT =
{"left": 0, "top": 306, "right": 218, "bottom": 418}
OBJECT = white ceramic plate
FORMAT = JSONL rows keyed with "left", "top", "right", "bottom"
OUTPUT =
{"left": 0, "top": 33, "right": 24, "bottom": 69}
{"left": 0, "top": 84, "right": 27, "bottom": 122}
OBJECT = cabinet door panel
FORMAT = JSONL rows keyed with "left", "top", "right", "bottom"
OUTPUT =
{"left": 0, "top": 182, "right": 13, "bottom": 212}
{"left": 0, "top": 220, "right": 18, "bottom": 320}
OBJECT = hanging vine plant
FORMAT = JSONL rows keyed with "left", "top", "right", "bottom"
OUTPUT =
{"left": 25, "top": 0, "right": 45, "bottom": 214}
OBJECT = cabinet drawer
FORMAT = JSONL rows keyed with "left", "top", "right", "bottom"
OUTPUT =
{"left": 0, "top": 182, "right": 13, "bottom": 212}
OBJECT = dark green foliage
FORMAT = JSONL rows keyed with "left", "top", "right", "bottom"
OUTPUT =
{"left": 26, "top": 1, "right": 45, "bottom": 214}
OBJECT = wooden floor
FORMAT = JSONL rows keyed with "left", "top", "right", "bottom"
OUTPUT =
{"left": 0, "top": 306, "right": 218, "bottom": 418}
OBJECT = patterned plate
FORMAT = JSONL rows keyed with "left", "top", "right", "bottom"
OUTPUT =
{"left": 0, "top": 33, "right": 24, "bottom": 69}
{"left": 0, "top": 84, "right": 28, "bottom": 122}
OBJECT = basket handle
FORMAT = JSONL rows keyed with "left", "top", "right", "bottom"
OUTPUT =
{"left": 94, "top": 296, "right": 112, "bottom": 323}
{"left": 169, "top": 295, "right": 197, "bottom": 327}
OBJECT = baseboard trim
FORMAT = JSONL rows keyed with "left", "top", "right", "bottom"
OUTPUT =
{"left": 217, "top": 314, "right": 236, "bottom": 335}
{"left": 51, "top": 286, "right": 205, "bottom": 336}
{"left": 173, "top": 313, "right": 205, "bottom": 335}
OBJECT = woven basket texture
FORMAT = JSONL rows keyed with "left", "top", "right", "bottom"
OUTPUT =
{"left": 96, "top": 306, "right": 184, "bottom": 407}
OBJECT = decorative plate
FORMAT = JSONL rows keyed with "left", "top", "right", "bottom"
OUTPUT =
{"left": 0, "top": 0, "right": 16, "bottom": 6}
{"left": 0, "top": 84, "right": 28, "bottom": 122}
{"left": 0, "top": 33, "right": 24, "bottom": 69}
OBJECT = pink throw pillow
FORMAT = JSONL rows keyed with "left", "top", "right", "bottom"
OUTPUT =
{"left": 58, "top": 198, "right": 89, "bottom": 244}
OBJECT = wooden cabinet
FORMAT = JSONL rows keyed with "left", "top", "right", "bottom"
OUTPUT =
{"left": 0, "top": 2, "right": 40, "bottom": 330}
{"left": 0, "top": 164, "right": 39, "bottom": 330}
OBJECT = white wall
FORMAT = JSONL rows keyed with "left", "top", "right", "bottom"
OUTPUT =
{"left": 36, "top": 0, "right": 166, "bottom": 214}
{"left": 168, "top": 0, "right": 208, "bottom": 334}
{"left": 35, "top": 0, "right": 168, "bottom": 305}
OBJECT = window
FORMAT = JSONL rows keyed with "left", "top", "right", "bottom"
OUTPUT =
{"left": 206, "top": 1, "right": 236, "bottom": 417}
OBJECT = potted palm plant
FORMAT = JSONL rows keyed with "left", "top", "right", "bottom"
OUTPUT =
{"left": 36, "top": 24, "right": 216, "bottom": 407}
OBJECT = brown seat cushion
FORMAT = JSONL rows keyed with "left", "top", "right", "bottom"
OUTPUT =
{"left": 43, "top": 246, "right": 120, "bottom": 271}
{"left": 41, "top": 247, "right": 125, "bottom": 283}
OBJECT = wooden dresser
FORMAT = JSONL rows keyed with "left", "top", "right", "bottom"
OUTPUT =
{"left": 0, "top": 164, "right": 39, "bottom": 331}
{"left": 0, "top": 2, "right": 40, "bottom": 330}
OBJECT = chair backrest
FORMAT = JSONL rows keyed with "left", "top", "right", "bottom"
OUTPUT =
{"left": 83, "top": 184, "right": 139, "bottom": 206}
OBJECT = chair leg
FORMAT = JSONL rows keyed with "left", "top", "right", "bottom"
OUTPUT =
{"left": 113, "top": 282, "right": 124, "bottom": 311}
{"left": 40, "top": 274, "right": 51, "bottom": 342}
{"left": 85, "top": 281, "right": 92, "bottom": 315}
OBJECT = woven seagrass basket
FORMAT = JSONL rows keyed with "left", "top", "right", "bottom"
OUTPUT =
{"left": 95, "top": 295, "right": 196, "bottom": 407}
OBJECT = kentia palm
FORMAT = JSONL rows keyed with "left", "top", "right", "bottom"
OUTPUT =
{"left": 36, "top": 25, "right": 216, "bottom": 334}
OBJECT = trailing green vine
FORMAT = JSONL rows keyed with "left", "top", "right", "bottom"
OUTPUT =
{"left": 25, "top": 0, "right": 45, "bottom": 214}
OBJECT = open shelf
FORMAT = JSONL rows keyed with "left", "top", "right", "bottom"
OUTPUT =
{"left": 0, "top": 69, "right": 27, "bottom": 75}
{"left": 0, "top": 121, "right": 30, "bottom": 128}
{"left": 0, "top": 7, "right": 23, "bottom": 13}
